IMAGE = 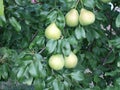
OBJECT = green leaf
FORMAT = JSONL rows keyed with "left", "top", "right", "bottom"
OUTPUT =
{"left": 33, "top": 79, "right": 45, "bottom": 90}
{"left": 116, "top": 78, "right": 120, "bottom": 85}
{"left": 53, "top": 79, "right": 60, "bottom": 90}
{"left": 46, "top": 40, "right": 57, "bottom": 54}
{"left": 104, "top": 86, "right": 114, "bottom": 90}
{"left": 1, "top": 64, "right": 8, "bottom": 79}
{"left": 63, "top": 81, "right": 70, "bottom": 90}
{"left": 29, "top": 35, "right": 40, "bottom": 49}
{"left": 56, "top": 39, "right": 62, "bottom": 53}
{"left": 109, "top": 38, "right": 120, "bottom": 48}
{"left": 71, "top": 71, "right": 84, "bottom": 81}
{"left": 17, "top": 67, "right": 25, "bottom": 79}
{"left": 117, "top": 62, "right": 120, "bottom": 67}
{"left": 114, "top": 86, "right": 120, "bottom": 90}
{"left": 84, "top": 0, "right": 95, "bottom": 8}
{"left": 47, "top": 10, "right": 58, "bottom": 24}
{"left": 0, "top": 16, "right": 6, "bottom": 26}
{"left": 86, "top": 29, "right": 94, "bottom": 42}
{"left": 94, "top": 75, "right": 101, "bottom": 83}
{"left": 34, "top": 54, "right": 46, "bottom": 78}
{"left": 105, "top": 69, "right": 120, "bottom": 76}
{"left": 56, "top": 10, "right": 65, "bottom": 30}
{"left": 34, "top": 53, "right": 43, "bottom": 61}
{"left": 75, "top": 26, "right": 86, "bottom": 40}
{"left": 68, "top": 35, "right": 78, "bottom": 45}
{"left": 15, "top": 0, "right": 24, "bottom": 6}
{"left": 29, "top": 62, "right": 38, "bottom": 77}
{"left": 86, "top": 29, "right": 100, "bottom": 42}
{"left": 89, "top": 59, "right": 97, "bottom": 69}
{"left": 93, "top": 86, "right": 101, "bottom": 90}
{"left": 23, "top": 66, "right": 29, "bottom": 79}
{"left": 62, "top": 39, "right": 71, "bottom": 56}
{"left": 116, "top": 14, "right": 120, "bottom": 28}
{"left": 52, "top": 79, "right": 64, "bottom": 90}
{"left": 104, "top": 52, "right": 115, "bottom": 64}
{"left": 36, "top": 37, "right": 45, "bottom": 46}
{"left": 9, "top": 17, "right": 21, "bottom": 32}
{"left": 95, "top": 12, "right": 107, "bottom": 21}
{"left": 23, "top": 77, "right": 33, "bottom": 85}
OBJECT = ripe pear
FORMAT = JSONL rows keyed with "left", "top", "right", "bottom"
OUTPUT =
{"left": 48, "top": 54, "right": 64, "bottom": 70}
{"left": 64, "top": 52, "right": 78, "bottom": 68}
{"left": 79, "top": 8, "right": 95, "bottom": 26}
{"left": 101, "top": 0, "right": 112, "bottom": 3}
{"left": 65, "top": 9, "right": 79, "bottom": 27}
{"left": 45, "top": 23, "right": 61, "bottom": 40}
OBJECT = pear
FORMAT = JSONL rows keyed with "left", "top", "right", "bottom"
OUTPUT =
{"left": 101, "top": 0, "right": 112, "bottom": 3}
{"left": 79, "top": 8, "right": 95, "bottom": 26}
{"left": 49, "top": 54, "right": 64, "bottom": 70}
{"left": 45, "top": 23, "right": 61, "bottom": 40}
{"left": 64, "top": 52, "right": 78, "bottom": 68}
{"left": 65, "top": 9, "right": 79, "bottom": 27}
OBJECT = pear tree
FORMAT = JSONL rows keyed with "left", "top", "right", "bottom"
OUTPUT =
{"left": 0, "top": 0, "right": 120, "bottom": 90}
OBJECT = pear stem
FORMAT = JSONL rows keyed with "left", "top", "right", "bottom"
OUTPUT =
{"left": 80, "top": 0, "right": 84, "bottom": 8}
{"left": 75, "top": 0, "right": 80, "bottom": 9}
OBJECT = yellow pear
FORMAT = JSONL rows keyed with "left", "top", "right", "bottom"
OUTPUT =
{"left": 65, "top": 9, "right": 79, "bottom": 27}
{"left": 48, "top": 54, "right": 64, "bottom": 70}
{"left": 45, "top": 23, "right": 61, "bottom": 40}
{"left": 64, "top": 52, "right": 78, "bottom": 68}
{"left": 79, "top": 8, "right": 95, "bottom": 26}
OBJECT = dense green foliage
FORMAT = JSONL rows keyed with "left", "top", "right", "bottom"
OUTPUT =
{"left": 0, "top": 0, "right": 120, "bottom": 90}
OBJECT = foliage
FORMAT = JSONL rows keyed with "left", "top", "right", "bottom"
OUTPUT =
{"left": 0, "top": 0, "right": 120, "bottom": 89}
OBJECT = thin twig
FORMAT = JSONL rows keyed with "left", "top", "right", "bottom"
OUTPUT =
{"left": 103, "top": 48, "right": 113, "bottom": 65}
{"left": 75, "top": 0, "right": 80, "bottom": 9}
{"left": 30, "top": 31, "right": 39, "bottom": 42}
{"left": 39, "top": 47, "right": 46, "bottom": 54}
{"left": 80, "top": 0, "right": 84, "bottom": 8}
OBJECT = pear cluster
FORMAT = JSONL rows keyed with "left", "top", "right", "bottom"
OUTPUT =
{"left": 45, "top": 8, "right": 95, "bottom": 70}
{"left": 44, "top": 8, "right": 95, "bottom": 40}
{"left": 48, "top": 52, "right": 78, "bottom": 70}
{"left": 65, "top": 8, "right": 95, "bottom": 27}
